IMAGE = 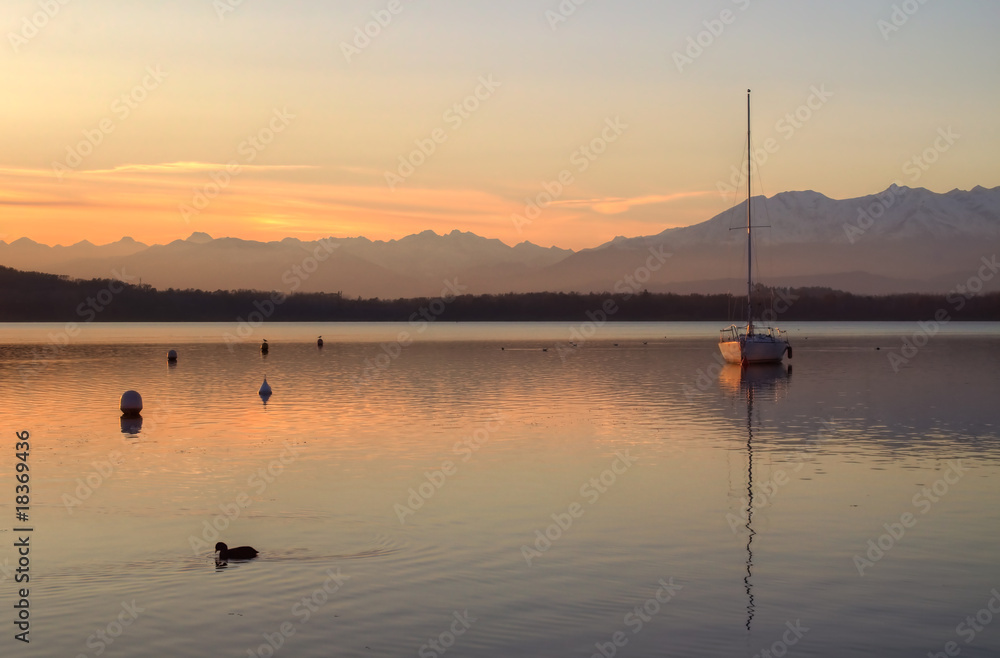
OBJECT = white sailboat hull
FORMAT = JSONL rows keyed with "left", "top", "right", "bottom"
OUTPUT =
{"left": 719, "top": 337, "right": 789, "bottom": 365}
{"left": 719, "top": 325, "right": 790, "bottom": 365}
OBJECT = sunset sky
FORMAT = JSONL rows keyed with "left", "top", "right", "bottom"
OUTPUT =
{"left": 1, "top": 0, "right": 997, "bottom": 250}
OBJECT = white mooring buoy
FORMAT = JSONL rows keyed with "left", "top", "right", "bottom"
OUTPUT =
{"left": 167, "top": 349, "right": 178, "bottom": 362}
{"left": 259, "top": 377, "right": 272, "bottom": 396}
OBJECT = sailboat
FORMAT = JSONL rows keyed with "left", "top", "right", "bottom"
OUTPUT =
{"left": 719, "top": 90, "right": 792, "bottom": 366}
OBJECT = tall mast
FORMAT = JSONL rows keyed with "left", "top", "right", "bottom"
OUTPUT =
{"left": 746, "top": 89, "right": 753, "bottom": 333}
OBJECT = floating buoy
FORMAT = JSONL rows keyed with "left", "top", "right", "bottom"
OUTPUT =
{"left": 317, "top": 336, "right": 324, "bottom": 348}
{"left": 167, "top": 349, "right": 178, "bottom": 362}
{"left": 120, "top": 390, "right": 143, "bottom": 417}
{"left": 260, "top": 339, "right": 269, "bottom": 354}
{"left": 259, "top": 377, "right": 272, "bottom": 396}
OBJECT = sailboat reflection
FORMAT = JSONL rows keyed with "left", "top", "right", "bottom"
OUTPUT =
{"left": 719, "top": 364, "right": 791, "bottom": 632}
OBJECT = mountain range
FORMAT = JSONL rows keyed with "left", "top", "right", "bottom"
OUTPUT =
{"left": 2, "top": 185, "right": 998, "bottom": 297}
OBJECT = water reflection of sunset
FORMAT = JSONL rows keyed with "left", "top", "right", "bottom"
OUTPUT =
{"left": 1, "top": 325, "right": 999, "bottom": 656}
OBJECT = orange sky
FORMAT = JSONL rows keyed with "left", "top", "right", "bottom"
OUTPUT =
{"left": 1, "top": 1, "right": 997, "bottom": 250}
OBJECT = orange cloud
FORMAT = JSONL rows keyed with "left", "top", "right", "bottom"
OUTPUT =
{"left": 549, "top": 191, "right": 715, "bottom": 215}
{"left": 0, "top": 165, "right": 711, "bottom": 250}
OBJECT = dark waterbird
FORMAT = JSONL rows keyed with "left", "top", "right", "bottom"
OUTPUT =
{"left": 215, "top": 542, "right": 259, "bottom": 561}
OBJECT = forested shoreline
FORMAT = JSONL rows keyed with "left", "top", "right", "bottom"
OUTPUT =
{"left": 2, "top": 265, "right": 999, "bottom": 322}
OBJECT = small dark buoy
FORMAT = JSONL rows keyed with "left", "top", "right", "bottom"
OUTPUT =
{"left": 215, "top": 542, "right": 258, "bottom": 561}
{"left": 120, "top": 390, "right": 143, "bottom": 417}
{"left": 259, "top": 377, "right": 272, "bottom": 396}
{"left": 317, "top": 335, "right": 324, "bottom": 348}
{"left": 260, "top": 339, "right": 269, "bottom": 354}
{"left": 876, "top": 347, "right": 881, "bottom": 351}
{"left": 167, "top": 349, "right": 178, "bottom": 362}
{"left": 501, "top": 347, "right": 505, "bottom": 351}
{"left": 542, "top": 348, "right": 548, "bottom": 352}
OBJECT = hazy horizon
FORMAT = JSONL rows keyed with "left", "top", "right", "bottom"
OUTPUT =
{"left": 3, "top": 181, "right": 996, "bottom": 250}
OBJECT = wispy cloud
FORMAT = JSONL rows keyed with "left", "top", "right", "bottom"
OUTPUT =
{"left": 0, "top": 162, "right": 717, "bottom": 249}
{"left": 549, "top": 191, "right": 714, "bottom": 215}
{"left": 82, "top": 162, "right": 321, "bottom": 176}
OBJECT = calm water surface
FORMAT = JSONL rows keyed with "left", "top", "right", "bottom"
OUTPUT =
{"left": 0, "top": 322, "right": 998, "bottom": 657}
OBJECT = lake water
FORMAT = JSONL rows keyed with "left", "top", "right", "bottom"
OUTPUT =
{"left": 1, "top": 322, "right": 999, "bottom": 657}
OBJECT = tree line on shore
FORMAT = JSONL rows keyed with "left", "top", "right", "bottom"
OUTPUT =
{"left": 2, "top": 265, "right": 999, "bottom": 322}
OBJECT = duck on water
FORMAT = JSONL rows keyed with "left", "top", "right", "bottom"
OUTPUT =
{"left": 215, "top": 542, "right": 259, "bottom": 561}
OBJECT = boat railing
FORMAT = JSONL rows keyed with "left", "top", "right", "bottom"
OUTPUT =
{"left": 721, "top": 323, "right": 787, "bottom": 342}
{"left": 754, "top": 325, "right": 787, "bottom": 341}
{"left": 719, "top": 325, "right": 745, "bottom": 343}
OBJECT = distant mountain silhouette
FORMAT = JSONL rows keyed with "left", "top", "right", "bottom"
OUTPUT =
{"left": 1, "top": 185, "right": 997, "bottom": 296}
